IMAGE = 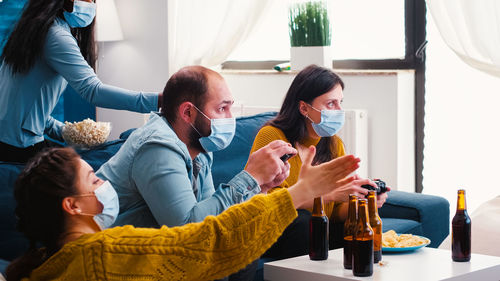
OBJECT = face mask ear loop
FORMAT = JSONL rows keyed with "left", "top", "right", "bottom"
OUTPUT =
{"left": 305, "top": 113, "right": 315, "bottom": 123}
{"left": 192, "top": 104, "right": 210, "bottom": 120}
{"left": 190, "top": 122, "right": 203, "bottom": 137}
{"left": 72, "top": 193, "right": 97, "bottom": 216}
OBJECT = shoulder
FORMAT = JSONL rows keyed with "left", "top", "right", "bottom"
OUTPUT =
{"left": 45, "top": 18, "right": 78, "bottom": 53}
{"left": 46, "top": 18, "right": 75, "bottom": 43}
{"left": 255, "top": 125, "right": 288, "bottom": 142}
{"left": 333, "top": 135, "right": 346, "bottom": 156}
{"left": 250, "top": 125, "right": 289, "bottom": 153}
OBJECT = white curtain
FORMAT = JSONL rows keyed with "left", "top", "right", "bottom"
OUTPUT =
{"left": 427, "top": 0, "right": 500, "bottom": 77}
{"left": 167, "top": 0, "right": 271, "bottom": 75}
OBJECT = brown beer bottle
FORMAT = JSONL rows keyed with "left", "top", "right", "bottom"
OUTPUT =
{"left": 343, "top": 194, "right": 358, "bottom": 269}
{"left": 452, "top": 189, "right": 471, "bottom": 262}
{"left": 309, "top": 197, "right": 329, "bottom": 260}
{"left": 353, "top": 199, "right": 373, "bottom": 277}
{"left": 367, "top": 191, "right": 382, "bottom": 263}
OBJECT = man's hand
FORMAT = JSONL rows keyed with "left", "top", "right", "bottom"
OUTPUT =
{"left": 259, "top": 160, "right": 291, "bottom": 193}
{"left": 245, "top": 140, "right": 297, "bottom": 186}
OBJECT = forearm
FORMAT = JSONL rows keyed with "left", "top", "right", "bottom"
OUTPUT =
{"left": 171, "top": 171, "right": 261, "bottom": 225}
{"left": 331, "top": 202, "right": 348, "bottom": 222}
{"left": 44, "top": 116, "right": 64, "bottom": 141}
{"left": 85, "top": 82, "right": 158, "bottom": 113}
{"left": 96, "top": 189, "right": 297, "bottom": 280}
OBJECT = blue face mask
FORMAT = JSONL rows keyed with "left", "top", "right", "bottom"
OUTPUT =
{"left": 76, "top": 181, "right": 119, "bottom": 230}
{"left": 191, "top": 106, "right": 236, "bottom": 152}
{"left": 307, "top": 105, "right": 345, "bottom": 137}
{"left": 63, "top": 0, "right": 96, "bottom": 28}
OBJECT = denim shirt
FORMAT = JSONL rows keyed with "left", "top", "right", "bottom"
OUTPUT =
{"left": 0, "top": 17, "right": 158, "bottom": 148}
{"left": 97, "top": 112, "right": 261, "bottom": 228}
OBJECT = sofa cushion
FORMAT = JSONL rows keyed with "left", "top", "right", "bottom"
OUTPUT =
{"left": 0, "top": 163, "right": 29, "bottom": 261}
{"left": 382, "top": 218, "right": 423, "bottom": 235}
{"left": 212, "top": 112, "right": 277, "bottom": 187}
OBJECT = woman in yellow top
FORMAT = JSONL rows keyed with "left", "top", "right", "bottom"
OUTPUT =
{"left": 249, "top": 65, "right": 389, "bottom": 259}
{"left": 6, "top": 145, "right": 360, "bottom": 280}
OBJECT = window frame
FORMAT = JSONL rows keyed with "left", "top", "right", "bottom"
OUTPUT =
{"left": 222, "top": 0, "right": 427, "bottom": 193}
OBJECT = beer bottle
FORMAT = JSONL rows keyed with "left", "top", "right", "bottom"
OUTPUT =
{"left": 343, "top": 194, "right": 358, "bottom": 269}
{"left": 452, "top": 189, "right": 471, "bottom": 262}
{"left": 367, "top": 191, "right": 383, "bottom": 263}
{"left": 353, "top": 199, "right": 373, "bottom": 277}
{"left": 309, "top": 197, "right": 329, "bottom": 260}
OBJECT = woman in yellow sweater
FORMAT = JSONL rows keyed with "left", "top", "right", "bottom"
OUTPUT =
{"left": 6, "top": 146, "right": 359, "bottom": 281}
{"left": 249, "top": 65, "right": 389, "bottom": 259}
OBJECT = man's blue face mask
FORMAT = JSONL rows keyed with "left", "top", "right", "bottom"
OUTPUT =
{"left": 63, "top": 0, "right": 96, "bottom": 28}
{"left": 191, "top": 105, "right": 236, "bottom": 152}
{"left": 306, "top": 104, "right": 345, "bottom": 137}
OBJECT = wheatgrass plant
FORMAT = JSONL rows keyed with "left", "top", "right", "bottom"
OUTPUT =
{"left": 289, "top": 1, "right": 331, "bottom": 47}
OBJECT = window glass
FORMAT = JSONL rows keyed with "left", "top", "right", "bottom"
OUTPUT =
{"left": 227, "top": 0, "right": 405, "bottom": 61}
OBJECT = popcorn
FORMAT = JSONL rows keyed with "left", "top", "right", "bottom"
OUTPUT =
{"left": 62, "top": 119, "right": 111, "bottom": 148}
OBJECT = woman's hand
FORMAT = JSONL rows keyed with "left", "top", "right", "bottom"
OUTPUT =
{"left": 287, "top": 146, "right": 360, "bottom": 208}
{"left": 376, "top": 186, "right": 391, "bottom": 208}
{"left": 323, "top": 174, "right": 371, "bottom": 203}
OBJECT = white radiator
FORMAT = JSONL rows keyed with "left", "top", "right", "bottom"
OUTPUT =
{"left": 235, "top": 106, "right": 369, "bottom": 178}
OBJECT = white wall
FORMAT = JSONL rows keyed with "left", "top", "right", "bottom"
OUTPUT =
{"left": 94, "top": 3, "right": 416, "bottom": 192}
{"left": 222, "top": 70, "right": 415, "bottom": 192}
{"left": 96, "top": 0, "right": 168, "bottom": 139}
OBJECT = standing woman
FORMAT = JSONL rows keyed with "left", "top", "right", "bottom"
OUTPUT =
{"left": 0, "top": 0, "right": 162, "bottom": 163}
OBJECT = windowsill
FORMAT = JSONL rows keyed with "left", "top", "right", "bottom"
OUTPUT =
{"left": 219, "top": 69, "right": 414, "bottom": 76}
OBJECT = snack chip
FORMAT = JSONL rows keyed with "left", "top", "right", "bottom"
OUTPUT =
{"left": 62, "top": 119, "right": 111, "bottom": 148}
{"left": 382, "top": 230, "right": 429, "bottom": 248}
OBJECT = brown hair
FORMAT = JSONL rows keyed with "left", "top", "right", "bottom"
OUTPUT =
{"left": 161, "top": 66, "right": 223, "bottom": 124}
{"left": 6, "top": 148, "right": 80, "bottom": 281}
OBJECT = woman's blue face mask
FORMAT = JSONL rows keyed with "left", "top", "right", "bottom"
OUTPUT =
{"left": 306, "top": 104, "right": 345, "bottom": 137}
{"left": 63, "top": 0, "right": 97, "bottom": 28}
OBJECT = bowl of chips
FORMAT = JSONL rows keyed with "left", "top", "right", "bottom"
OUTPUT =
{"left": 382, "top": 230, "right": 431, "bottom": 252}
{"left": 62, "top": 119, "right": 111, "bottom": 149}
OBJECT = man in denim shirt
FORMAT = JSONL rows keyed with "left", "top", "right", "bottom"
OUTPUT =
{"left": 97, "top": 66, "right": 295, "bottom": 229}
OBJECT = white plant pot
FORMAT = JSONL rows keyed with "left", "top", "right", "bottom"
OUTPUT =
{"left": 290, "top": 46, "right": 332, "bottom": 71}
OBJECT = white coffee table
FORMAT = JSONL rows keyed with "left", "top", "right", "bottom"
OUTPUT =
{"left": 264, "top": 247, "right": 500, "bottom": 280}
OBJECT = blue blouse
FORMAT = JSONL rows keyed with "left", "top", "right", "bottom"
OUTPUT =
{"left": 0, "top": 17, "right": 158, "bottom": 148}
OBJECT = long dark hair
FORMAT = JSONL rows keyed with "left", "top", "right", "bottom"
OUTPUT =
{"left": 269, "top": 65, "right": 345, "bottom": 165}
{"left": 1, "top": 0, "right": 96, "bottom": 74}
{"left": 6, "top": 148, "right": 81, "bottom": 281}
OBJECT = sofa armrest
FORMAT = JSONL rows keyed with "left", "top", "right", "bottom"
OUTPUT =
{"left": 379, "top": 190, "right": 450, "bottom": 248}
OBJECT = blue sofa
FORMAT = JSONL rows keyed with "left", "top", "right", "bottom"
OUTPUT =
{"left": 0, "top": 112, "right": 450, "bottom": 277}
{"left": 211, "top": 112, "right": 450, "bottom": 280}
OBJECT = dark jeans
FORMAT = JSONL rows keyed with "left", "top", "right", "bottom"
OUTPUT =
{"left": 0, "top": 139, "right": 61, "bottom": 163}
{"left": 262, "top": 209, "right": 345, "bottom": 260}
{"left": 214, "top": 259, "right": 259, "bottom": 281}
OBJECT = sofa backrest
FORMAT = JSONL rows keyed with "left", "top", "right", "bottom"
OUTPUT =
{"left": 212, "top": 112, "right": 277, "bottom": 187}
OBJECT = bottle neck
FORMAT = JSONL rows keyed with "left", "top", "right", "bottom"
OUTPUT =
{"left": 358, "top": 202, "right": 370, "bottom": 226}
{"left": 347, "top": 198, "right": 357, "bottom": 222}
{"left": 456, "top": 190, "right": 467, "bottom": 211}
{"left": 367, "top": 193, "right": 379, "bottom": 217}
{"left": 312, "top": 197, "right": 325, "bottom": 216}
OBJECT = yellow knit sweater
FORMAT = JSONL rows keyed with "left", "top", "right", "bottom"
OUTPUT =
{"left": 24, "top": 189, "right": 297, "bottom": 281}
{"left": 249, "top": 125, "right": 346, "bottom": 219}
